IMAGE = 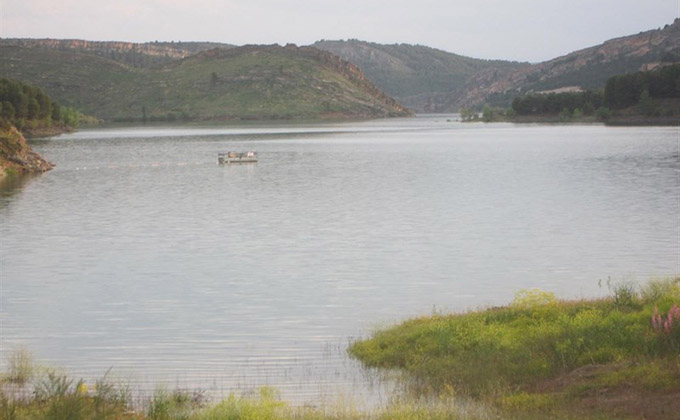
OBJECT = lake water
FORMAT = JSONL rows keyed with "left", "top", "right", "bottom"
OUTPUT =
{"left": 1, "top": 116, "right": 678, "bottom": 405}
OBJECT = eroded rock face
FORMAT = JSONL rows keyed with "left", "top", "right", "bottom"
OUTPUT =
{"left": 0, "top": 126, "right": 54, "bottom": 177}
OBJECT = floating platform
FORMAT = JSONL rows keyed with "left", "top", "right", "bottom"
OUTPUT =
{"left": 218, "top": 151, "right": 258, "bottom": 164}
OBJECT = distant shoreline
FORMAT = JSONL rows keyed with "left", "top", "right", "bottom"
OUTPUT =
{"left": 465, "top": 114, "right": 679, "bottom": 126}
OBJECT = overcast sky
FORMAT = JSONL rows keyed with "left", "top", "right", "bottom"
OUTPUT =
{"left": 1, "top": 0, "right": 677, "bottom": 62}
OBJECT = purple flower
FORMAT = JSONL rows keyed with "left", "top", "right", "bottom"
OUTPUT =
{"left": 653, "top": 304, "right": 680, "bottom": 334}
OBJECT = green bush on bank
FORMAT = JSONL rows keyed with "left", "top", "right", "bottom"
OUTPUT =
{"left": 349, "top": 277, "right": 680, "bottom": 396}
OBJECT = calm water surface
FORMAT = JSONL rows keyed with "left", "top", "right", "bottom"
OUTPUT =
{"left": 1, "top": 116, "right": 679, "bottom": 404}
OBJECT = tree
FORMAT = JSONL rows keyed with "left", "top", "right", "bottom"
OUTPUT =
{"left": 596, "top": 106, "right": 611, "bottom": 121}
{"left": 482, "top": 105, "right": 494, "bottom": 122}
{"left": 459, "top": 107, "right": 477, "bottom": 121}
{"left": 558, "top": 107, "right": 571, "bottom": 122}
{"left": 35, "top": 91, "right": 51, "bottom": 119}
{"left": 582, "top": 101, "right": 595, "bottom": 116}
{"left": 1, "top": 101, "right": 16, "bottom": 120}
{"left": 51, "top": 103, "right": 61, "bottom": 121}
{"left": 638, "top": 89, "right": 656, "bottom": 116}
{"left": 27, "top": 98, "right": 39, "bottom": 119}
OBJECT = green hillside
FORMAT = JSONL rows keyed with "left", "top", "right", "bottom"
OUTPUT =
{"left": 313, "top": 40, "right": 528, "bottom": 111}
{"left": 0, "top": 44, "right": 411, "bottom": 121}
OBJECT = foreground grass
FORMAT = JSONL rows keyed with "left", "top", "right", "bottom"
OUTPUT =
{"left": 350, "top": 277, "right": 680, "bottom": 419}
{"left": 3, "top": 278, "right": 678, "bottom": 420}
{"left": 2, "top": 379, "right": 498, "bottom": 420}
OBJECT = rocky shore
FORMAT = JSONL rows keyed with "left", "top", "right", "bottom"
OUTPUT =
{"left": 0, "top": 125, "right": 55, "bottom": 178}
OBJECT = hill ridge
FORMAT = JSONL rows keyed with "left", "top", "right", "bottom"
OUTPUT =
{"left": 312, "top": 39, "right": 528, "bottom": 111}
{"left": 0, "top": 38, "right": 236, "bottom": 68}
{"left": 0, "top": 43, "right": 411, "bottom": 121}
{"left": 454, "top": 18, "right": 680, "bottom": 108}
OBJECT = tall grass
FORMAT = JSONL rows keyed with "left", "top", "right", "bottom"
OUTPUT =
{"left": 1, "top": 367, "right": 134, "bottom": 420}
{"left": 3, "top": 349, "right": 34, "bottom": 386}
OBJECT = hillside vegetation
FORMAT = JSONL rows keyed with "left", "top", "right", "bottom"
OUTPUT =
{"left": 458, "top": 19, "right": 680, "bottom": 109}
{"left": 4, "top": 20, "right": 677, "bottom": 116}
{"left": 0, "top": 44, "right": 411, "bottom": 122}
{"left": 0, "top": 78, "right": 63, "bottom": 176}
{"left": 0, "top": 77, "right": 82, "bottom": 132}
{"left": 472, "top": 64, "right": 680, "bottom": 124}
{"left": 314, "top": 20, "right": 679, "bottom": 112}
{"left": 313, "top": 40, "right": 527, "bottom": 112}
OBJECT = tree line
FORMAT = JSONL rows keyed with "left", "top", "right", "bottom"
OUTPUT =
{"left": 511, "top": 90, "right": 604, "bottom": 116}
{"left": 509, "top": 64, "right": 680, "bottom": 118}
{"left": 604, "top": 64, "right": 680, "bottom": 109}
{"left": 0, "top": 78, "right": 81, "bottom": 129}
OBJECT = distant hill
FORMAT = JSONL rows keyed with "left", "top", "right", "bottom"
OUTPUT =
{"left": 0, "top": 43, "right": 411, "bottom": 121}
{"left": 0, "top": 38, "right": 235, "bottom": 68}
{"left": 454, "top": 19, "right": 680, "bottom": 109}
{"left": 313, "top": 40, "right": 528, "bottom": 112}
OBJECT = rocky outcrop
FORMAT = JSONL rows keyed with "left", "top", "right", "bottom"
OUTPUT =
{"left": 455, "top": 19, "right": 680, "bottom": 108}
{"left": 0, "top": 126, "right": 54, "bottom": 177}
{"left": 0, "top": 38, "right": 235, "bottom": 68}
{"left": 292, "top": 44, "right": 413, "bottom": 116}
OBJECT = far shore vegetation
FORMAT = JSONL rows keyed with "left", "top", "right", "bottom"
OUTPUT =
{"left": 3, "top": 277, "right": 678, "bottom": 420}
{"left": 0, "top": 78, "right": 97, "bottom": 137}
{"left": 461, "top": 63, "right": 680, "bottom": 126}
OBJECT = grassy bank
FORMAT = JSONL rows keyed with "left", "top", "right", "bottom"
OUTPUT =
{"left": 350, "top": 278, "right": 680, "bottom": 419}
{"left": 3, "top": 278, "right": 678, "bottom": 419}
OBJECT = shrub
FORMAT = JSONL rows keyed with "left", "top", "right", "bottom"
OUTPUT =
{"left": 641, "top": 277, "right": 680, "bottom": 304}
{"left": 33, "top": 371, "right": 89, "bottom": 420}
{"left": 4, "top": 349, "right": 34, "bottom": 385}
{"left": 596, "top": 106, "right": 611, "bottom": 120}
{"left": 610, "top": 281, "right": 638, "bottom": 309}
{"left": 511, "top": 288, "right": 557, "bottom": 309}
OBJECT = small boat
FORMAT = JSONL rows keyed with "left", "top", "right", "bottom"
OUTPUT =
{"left": 218, "top": 151, "right": 258, "bottom": 164}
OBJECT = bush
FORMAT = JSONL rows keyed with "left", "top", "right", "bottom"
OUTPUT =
{"left": 4, "top": 349, "right": 34, "bottom": 385}
{"left": 596, "top": 106, "right": 611, "bottom": 120}
{"left": 610, "top": 281, "right": 639, "bottom": 309}
{"left": 511, "top": 288, "right": 557, "bottom": 309}
{"left": 640, "top": 278, "right": 680, "bottom": 304}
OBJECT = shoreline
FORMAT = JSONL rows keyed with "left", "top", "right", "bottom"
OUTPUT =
{"left": 464, "top": 115, "right": 679, "bottom": 126}
{"left": 4, "top": 277, "right": 678, "bottom": 419}
{"left": 0, "top": 125, "right": 55, "bottom": 179}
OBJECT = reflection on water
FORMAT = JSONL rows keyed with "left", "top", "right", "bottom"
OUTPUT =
{"left": 0, "top": 173, "right": 40, "bottom": 206}
{"left": 1, "top": 117, "right": 678, "bottom": 405}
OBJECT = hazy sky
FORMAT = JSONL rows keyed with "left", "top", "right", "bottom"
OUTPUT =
{"left": 1, "top": 0, "right": 677, "bottom": 62}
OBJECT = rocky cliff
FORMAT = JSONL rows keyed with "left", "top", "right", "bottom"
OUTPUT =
{"left": 0, "top": 126, "right": 54, "bottom": 178}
